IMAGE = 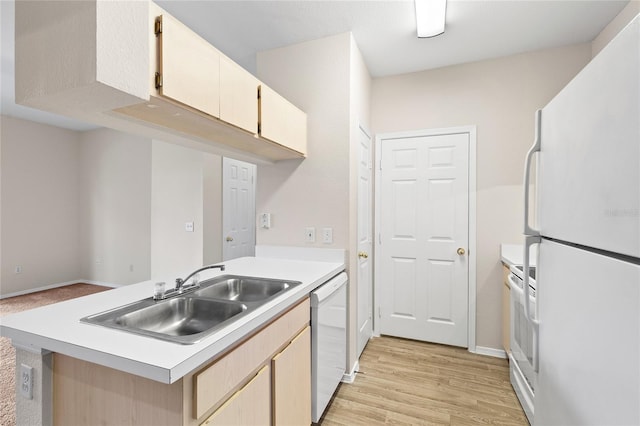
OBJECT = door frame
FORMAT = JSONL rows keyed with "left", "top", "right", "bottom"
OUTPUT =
{"left": 356, "top": 123, "right": 374, "bottom": 358}
{"left": 373, "top": 125, "right": 477, "bottom": 352}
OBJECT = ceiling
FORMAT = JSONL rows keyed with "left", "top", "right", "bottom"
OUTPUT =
{"left": 0, "top": 0, "right": 629, "bottom": 131}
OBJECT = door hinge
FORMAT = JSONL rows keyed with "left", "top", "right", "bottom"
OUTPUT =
{"left": 378, "top": 233, "right": 382, "bottom": 244}
{"left": 378, "top": 307, "right": 382, "bottom": 318}
{"left": 257, "top": 122, "right": 261, "bottom": 133}
{"left": 379, "top": 160, "right": 382, "bottom": 171}
{"left": 154, "top": 17, "right": 162, "bottom": 35}
{"left": 257, "top": 87, "right": 261, "bottom": 100}
{"left": 155, "top": 72, "right": 163, "bottom": 89}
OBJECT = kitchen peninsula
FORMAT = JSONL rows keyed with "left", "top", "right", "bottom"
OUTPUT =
{"left": 1, "top": 253, "right": 345, "bottom": 425}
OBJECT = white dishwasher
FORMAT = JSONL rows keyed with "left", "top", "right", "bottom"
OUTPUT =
{"left": 310, "top": 272, "right": 347, "bottom": 423}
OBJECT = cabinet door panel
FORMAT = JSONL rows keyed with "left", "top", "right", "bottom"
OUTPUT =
{"left": 259, "top": 84, "right": 307, "bottom": 155}
{"left": 272, "top": 326, "right": 311, "bottom": 426}
{"left": 159, "top": 14, "right": 220, "bottom": 118}
{"left": 220, "top": 56, "right": 258, "bottom": 134}
{"left": 201, "top": 366, "right": 270, "bottom": 426}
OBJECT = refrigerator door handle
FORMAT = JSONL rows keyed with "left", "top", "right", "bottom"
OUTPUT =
{"left": 524, "top": 109, "right": 542, "bottom": 236}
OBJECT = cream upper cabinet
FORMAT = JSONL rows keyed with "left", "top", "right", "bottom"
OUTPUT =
{"left": 220, "top": 56, "right": 259, "bottom": 134}
{"left": 157, "top": 14, "right": 220, "bottom": 118}
{"left": 259, "top": 84, "right": 308, "bottom": 156}
{"left": 15, "top": 1, "right": 307, "bottom": 162}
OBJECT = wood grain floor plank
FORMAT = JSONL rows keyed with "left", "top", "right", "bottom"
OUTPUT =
{"left": 319, "top": 336, "right": 528, "bottom": 426}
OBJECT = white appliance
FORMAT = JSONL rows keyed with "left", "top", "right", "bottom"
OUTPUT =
{"left": 508, "top": 264, "right": 536, "bottom": 423}
{"left": 310, "top": 272, "right": 347, "bottom": 423}
{"left": 519, "top": 15, "right": 639, "bottom": 425}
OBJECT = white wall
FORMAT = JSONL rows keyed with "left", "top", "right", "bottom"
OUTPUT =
{"left": 1, "top": 116, "right": 81, "bottom": 295}
{"left": 371, "top": 43, "right": 592, "bottom": 349}
{"left": 256, "top": 33, "right": 351, "bottom": 250}
{"left": 257, "top": 32, "right": 365, "bottom": 372}
{"left": 347, "top": 35, "right": 372, "bottom": 371}
{"left": 150, "top": 140, "right": 204, "bottom": 280}
{"left": 1, "top": 115, "right": 222, "bottom": 293}
{"left": 79, "top": 128, "right": 151, "bottom": 285}
{"left": 203, "top": 153, "right": 223, "bottom": 265}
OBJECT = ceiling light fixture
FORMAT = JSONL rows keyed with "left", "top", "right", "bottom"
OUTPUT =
{"left": 415, "top": 0, "right": 447, "bottom": 38}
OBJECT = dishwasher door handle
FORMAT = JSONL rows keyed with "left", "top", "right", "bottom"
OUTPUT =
{"left": 310, "top": 272, "right": 348, "bottom": 306}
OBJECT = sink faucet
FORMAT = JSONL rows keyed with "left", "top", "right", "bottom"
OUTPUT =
{"left": 175, "top": 264, "right": 226, "bottom": 290}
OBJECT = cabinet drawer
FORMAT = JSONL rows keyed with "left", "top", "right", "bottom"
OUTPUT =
{"left": 193, "top": 298, "right": 310, "bottom": 419}
{"left": 201, "top": 365, "right": 270, "bottom": 426}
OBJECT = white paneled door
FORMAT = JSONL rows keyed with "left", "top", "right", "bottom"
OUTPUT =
{"left": 357, "top": 125, "right": 373, "bottom": 358}
{"left": 379, "top": 131, "right": 469, "bottom": 347}
{"left": 222, "top": 157, "right": 256, "bottom": 261}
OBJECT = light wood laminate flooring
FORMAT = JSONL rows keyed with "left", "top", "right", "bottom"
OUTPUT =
{"left": 321, "top": 336, "right": 527, "bottom": 426}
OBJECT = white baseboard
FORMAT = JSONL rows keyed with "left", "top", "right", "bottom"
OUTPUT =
{"left": 342, "top": 360, "right": 359, "bottom": 383}
{"left": 0, "top": 279, "right": 119, "bottom": 299}
{"left": 472, "top": 345, "right": 507, "bottom": 359}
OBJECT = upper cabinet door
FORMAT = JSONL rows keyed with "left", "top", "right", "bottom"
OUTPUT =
{"left": 157, "top": 14, "right": 220, "bottom": 118}
{"left": 259, "top": 84, "right": 307, "bottom": 156}
{"left": 220, "top": 56, "right": 259, "bottom": 134}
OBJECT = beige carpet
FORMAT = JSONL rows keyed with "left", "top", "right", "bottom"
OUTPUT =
{"left": 0, "top": 284, "right": 111, "bottom": 426}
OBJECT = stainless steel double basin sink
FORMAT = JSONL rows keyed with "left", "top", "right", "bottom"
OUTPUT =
{"left": 81, "top": 275, "right": 302, "bottom": 344}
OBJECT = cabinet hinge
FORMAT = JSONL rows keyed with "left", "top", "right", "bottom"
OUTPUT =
{"left": 155, "top": 72, "right": 163, "bottom": 89}
{"left": 154, "top": 17, "right": 162, "bottom": 35}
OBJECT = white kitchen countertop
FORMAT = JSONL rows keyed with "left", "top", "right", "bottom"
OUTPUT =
{"left": 0, "top": 256, "right": 344, "bottom": 384}
{"left": 501, "top": 243, "right": 537, "bottom": 267}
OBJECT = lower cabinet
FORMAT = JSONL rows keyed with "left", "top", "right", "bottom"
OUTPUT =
{"left": 52, "top": 298, "right": 311, "bottom": 426}
{"left": 502, "top": 264, "right": 511, "bottom": 354}
{"left": 272, "top": 326, "right": 311, "bottom": 426}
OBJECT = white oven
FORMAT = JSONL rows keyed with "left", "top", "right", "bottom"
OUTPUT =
{"left": 508, "top": 264, "right": 537, "bottom": 424}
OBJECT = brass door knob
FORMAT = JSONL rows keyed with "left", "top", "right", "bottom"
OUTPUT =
{"left": 226, "top": 236, "right": 234, "bottom": 242}
{"left": 457, "top": 247, "right": 466, "bottom": 256}
{"left": 358, "top": 251, "right": 369, "bottom": 259}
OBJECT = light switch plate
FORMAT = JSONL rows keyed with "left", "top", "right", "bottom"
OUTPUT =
{"left": 20, "top": 364, "right": 33, "bottom": 400}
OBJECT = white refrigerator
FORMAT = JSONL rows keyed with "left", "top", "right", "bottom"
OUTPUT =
{"left": 521, "top": 15, "right": 639, "bottom": 425}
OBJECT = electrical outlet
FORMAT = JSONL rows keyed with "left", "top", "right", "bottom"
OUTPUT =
{"left": 322, "top": 227, "right": 333, "bottom": 244}
{"left": 260, "top": 213, "right": 271, "bottom": 229}
{"left": 14, "top": 266, "right": 22, "bottom": 274}
{"left": 304, "top": 227, "right": 316, "bottom": 243}
{"left": 185, "top": 222, "right": 195, "bottom": 232}
{"left": 20, "top": 364, "right": 33, "bottom": 400}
